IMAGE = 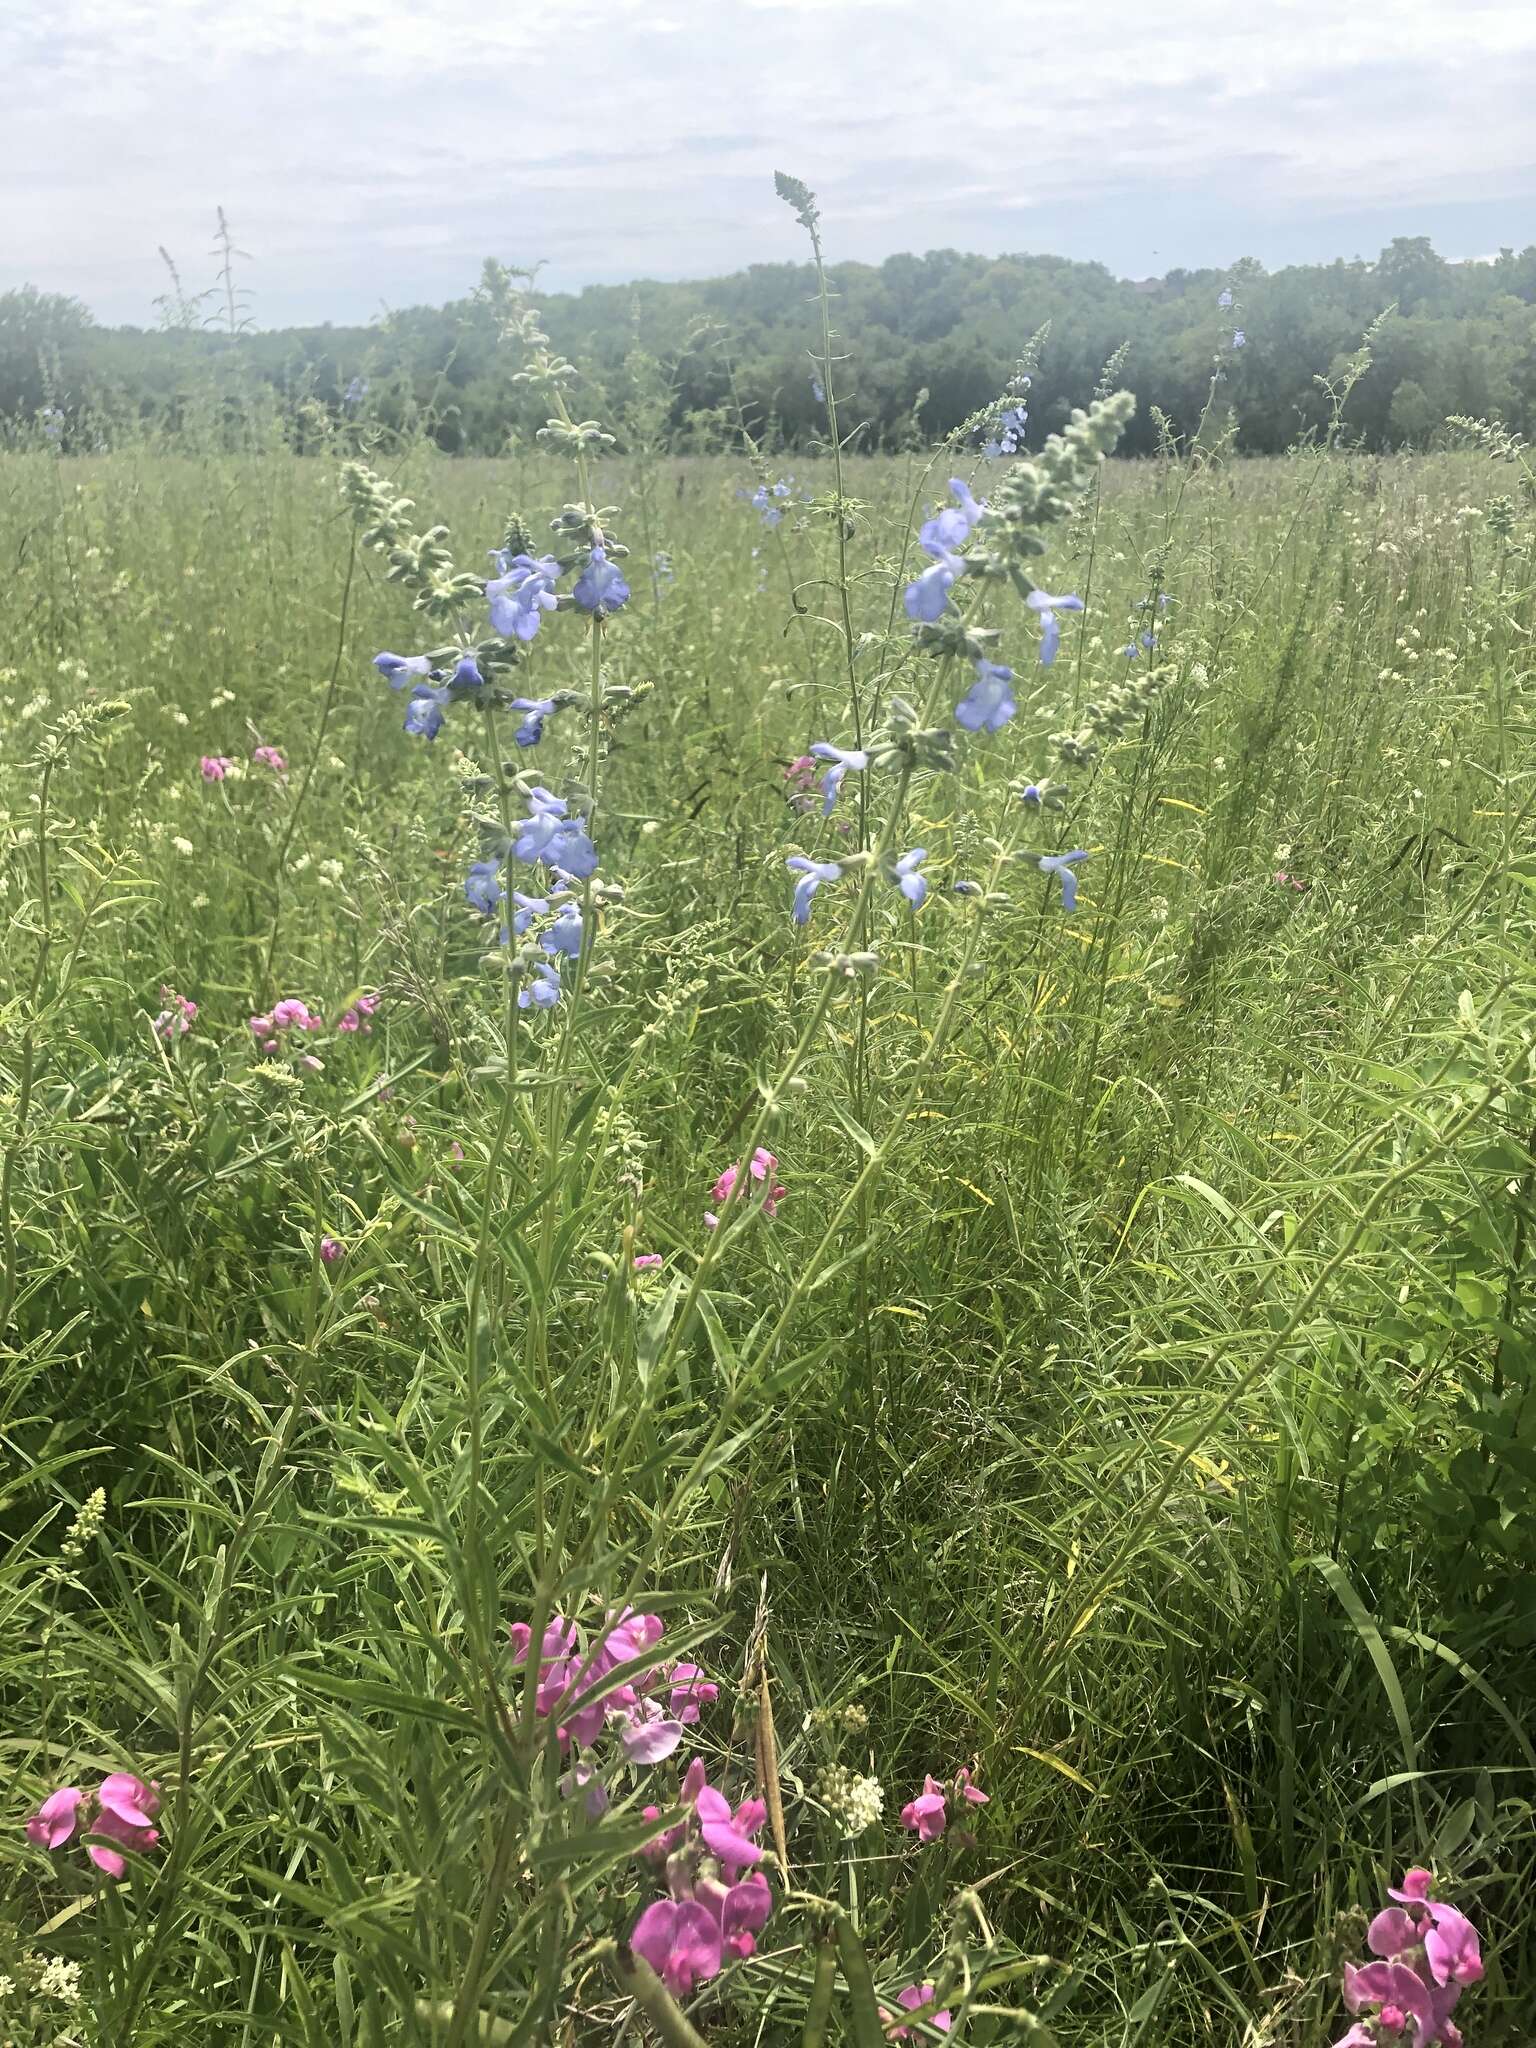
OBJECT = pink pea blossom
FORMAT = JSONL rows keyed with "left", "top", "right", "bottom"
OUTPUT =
{"left": 885, "top": 1984, "right": 952, "bottom": 2037}
{"left": 900, "top": 1774, "right": 949, "bottom": 1843}
{"left": 86, "top": 1773, "right": 162, "bottom": 1878}
{"left": 199, "top": 755, "right": 235, "bottom": 782}
{"left": 1336, "top": 1868, "right": 1481, "bottom": 2047}
{"left": 668, "top": 1663, "right": 718, "bottom": 1724}
{"left": 631, "top": 1898, "right": 723, "bottom": 1996}
{"left": 633, "top": 1252, "right": 664, "bottom": 1270}
{"left": 336, "top": 994, "right": 380, "bottom": 1034}
{"left": 25, "top": 1785, "right": 83, "bottom": 1849}
{"left": 154, "top": 989, "right": 198, "bottom": 1042}
{"left": 252, "top": 745, "right": 287, "bottom": 775}
{"left": 705, "top": 1147, "right": 787, "bottom": 1229}
{"left": 320, "top": 1236, "right": 343, "bottom": 1265}
{"left": 1273, "top": 870, "right": 1309, "bottom": 891}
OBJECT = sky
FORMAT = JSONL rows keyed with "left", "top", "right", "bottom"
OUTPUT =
{"left": 5, "top": 0, "right": 1536, "bottom": 330}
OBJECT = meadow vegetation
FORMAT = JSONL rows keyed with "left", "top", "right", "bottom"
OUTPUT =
{"left": 0, "top": 191, "right": 1533, "bottom": 2045}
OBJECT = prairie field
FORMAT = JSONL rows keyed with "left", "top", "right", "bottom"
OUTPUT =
{"left": 0, "top": 407, "right": 1533, "bottom": 2047}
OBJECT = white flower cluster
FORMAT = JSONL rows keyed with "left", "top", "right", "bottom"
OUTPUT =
{"left": 813, "top": 1762, "right": 884, "bottom": 1839}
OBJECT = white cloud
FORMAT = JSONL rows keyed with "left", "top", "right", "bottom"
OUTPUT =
{"left": 4, "top": 0, "right": 1534, "bottom": 323}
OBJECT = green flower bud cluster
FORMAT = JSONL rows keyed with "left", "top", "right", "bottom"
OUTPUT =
{"left": 339, "top": 461, "right": 483, "bottom": 620}
{"left": 1050, "top": 649, "right": 1171, "bottom": 767}
{"left": 868, "top": 694, "right": 957, "bottom": 776}
{"left": 976, "top": 391, "right": 1137, "bottom": 566}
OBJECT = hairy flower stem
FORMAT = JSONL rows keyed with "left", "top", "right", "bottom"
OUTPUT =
{"left": 0, "top": 755, "right": 53, "bottom": 1337}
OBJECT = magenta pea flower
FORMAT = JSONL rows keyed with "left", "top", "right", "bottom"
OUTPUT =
{"left": 26, "top": 1785, "right": 83, "bottom": 1849}
{"left": 154, "top": 989, "right": 197, "bottom": 1042}
{"left": 633, "top": 1252, "right": 663, "bottom": 1271}
{"left": 1424, "top": 1905, "right": 1483, "bottom": 1988}
{"left": 320, "top": 1236, "right": 343, "bottom": 1265}
{"left": 87, "top": 1773, "right": 162, "bottom": 1878}
{"left": 199, "top": 755, "right": 235, "bottom": 782}
{"left": 631, "top": 1898, "right": 722, "bottom": 1997}
{"left": 954, "top": 1766, "right": 988, "bottom": 1807}
{"left": 900, "top": 1775, "right": 948, "bottom": 1843}
{"left": 252, "top": 744, "right": 287, "bottom": 775}
{"left": 1389, "top": 1868, "right": 1433, "bottom": 1905}
{"left": 697, "top": 1869, "right": 774, "bottom": 1960}
{"left": 885, "top": 1983, "right": 952, "bottom": 2037}
{"left": 668, "top": 1664, "right": 719, "bottom": 1724}
{"left": 617, "top": 1697, "right": 687, "bottom": 1765}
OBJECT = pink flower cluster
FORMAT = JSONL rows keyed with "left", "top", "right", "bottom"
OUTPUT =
{"left": 705, "top": 1148, "right": 786, "bottom": 1231}
{"left": 336, "top": 994, "right": 380, "bottom": 1034}
{"left": 251, "top": 744, "right": 288, "bottom": 775}
{"left": 1273, "top": 870, "right": 1310, "bottom": 891}
{"left": 511, "top": 1608, "right": 718, "bottom": 1769}
{"left": 1335, "top": 1868, "right": 1483, "bottom": 2048}
{"left": 631, "top": 1756, "right": 773, "bottom": 1996}
{"left": 25, "top": 1773, "right": 161, "bottom": 1880}
{"left": 153, "top": 987, "right": 197, "bottom": 1042}
{"left": 900, "top": 1766, "right": 988, "bottom": 1844}
{"left": 199, "top": 755, "right": 236, "bottom": 782}
{"left": 249, "top": 997, "right": 325, "bottom": 1055}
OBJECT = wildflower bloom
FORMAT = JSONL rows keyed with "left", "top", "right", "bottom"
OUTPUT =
{"left": 786, "top": 855, "right": 842, "bottom": 926}
{"left": 1026, "top": 589, "right": 1084, "bottom": 667}
{"left": 784, "top": 754, "right": 817, "bottom": 793}
{"left": 511, "top": 696, "right": 557, "bottom": 748}
{"left": 809, "top": 742, "right": 870, "bottom": 816}
{"left": 633, "top": 1252, "right": 664, "bottom": 1271}
{"left": 26, "top": 1786, "right": 83, "bottom": 1850}
{"left": 573, "top": 545, "right": 630, "bottom": 614}
{"left": 541, "top": 904, "right": 584, "bottom": 958}
{"left": 519, "top": 961, "right": 562, "bottom": 1010}
{"left": 904, "top": 544, "right": 965, "bottom": 622}
{"left": 919, "top": 477, "right": 986, "bottom": 555}
{"left": 87, "top": 1773, "right": 161, "bottom": 1878}
{"left": 344, "top": 375, "right": 368, "bottom": 405}
{"left": 1218, "top": 288, "right": 1233, "bottom": 309}
{"left": 900, "top": 1775, "right": 949, "bottom": 1843}
{"left": 154, "top": 989, "right": 197, "bottom": 1042}
{"left": 373, "top": 652, "right": 433, "bottom": 690}
{"left": 955, "top": 657, "right": 1017, "bottom": 733}
{"left": 465, "top": 860, "right": 504, "bottom": 917}
{"left": 1335, "top": 1867, "right": 1482, "bottom": 2048}
{"left": 984, "top": 402, "right": 1028, "bottom": 457}
{"left": 487, "top": 553, "right": 561, "bottom": 642}
{"left": 251, "top": 744, "right": 287, "bottom": 774}
{"left": 320, "top": 1236, "right": 343, "bottom": 1265}
{"left": 336, "top": 994, "right": 379, "bottom": 1033}
{"left": 1232, "top": 329, "right": 1247, "bottom": 349}
{"left": 706, "top": 1147, "right": 786, "bottom": 1228}
{"left": 199, "top": 755, "right": 235, "bottom": 782}
{"left": 955, "top": 1767, "right": 988, "bottom": 1807}
{"left": 668, "top": 1664, "right": 719, "bottom": 1723}
{"left": 402, "top": 685, "right": 450, "bottom": 740}
{"left": 888, "top": 848, "right": 928, "bottom": 909}
{"left": 632, "top": 1899, "right": 723, "bottom": 1997}
{"left": 886, "top": 1984, "right": 953, "bottom": 2038}
{"left": 1039, "top": 851, "right": 1090, "bottom": 912}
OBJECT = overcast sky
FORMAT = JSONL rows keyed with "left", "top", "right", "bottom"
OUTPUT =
{"left": 6, "top": 0, "right": 1536, "bottom": 329}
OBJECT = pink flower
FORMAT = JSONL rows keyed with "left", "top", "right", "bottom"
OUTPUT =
{"left": 884, "top": 1983, "right": 952, "bottom": 2037}
{"left": 707, "top": 1148, "right": 787, "bottom": 1228}
{"left": 695, "top": 1868, "right": 774, "bottom": 1960}
{"left": 633, "top": 1253, "right": 663, "bottom": 1270}
{"left": 694, "top": 1782, "right": 766, "bottom": 1878}
{"left": 26, "top": 1785, "right": 83, "bottom": 1849}
{"left": 955, "top": 1766, "right": 988, "bottom": 1807}
{"left": 631, "top": 1898, "right": 722, "bottom": 1997}
{"left": 154, "top": 989, "right": 197, "bottom": 1042}
{"left": 667, "top": 1663, "right": 718, "bottom": 1724}
{"left": 337, "top": 994, "right": 379, "bottom": 1034}
{"left": 1368, "top": 1907, "right": 1420, "bottom": 1958}
{"left": 271, "top": 998, "right": 322, "bottom": 1032}
{"left": 87, "top": 1773, "right": 161, "bottom": 1878}
{"left": 617, "top": 1697, "right": 686, "bottom": 1765}
{"left": 900, "top": 1775, "right": 948, "bottom": 1843}
{"left": 1424, "top": 1905, "right": 1482, "bottom": 1988}
{"left": 1389, "top": 1868, "right": 1435, "bottom": 1906}
{"left": 784, "top": 755, "right": 817, "bottom": 791}
{"left": 199, "top": 755, "right": 235, "bottom": 782}
{"left": 252, "top": 745, "right": 288, "bottom": 775}
{"left": 320, "top": 1236, "right": 343, "bottom": 1265}
{"left": 1343, "top": 1961, "right": 1433, "bottom": 2040}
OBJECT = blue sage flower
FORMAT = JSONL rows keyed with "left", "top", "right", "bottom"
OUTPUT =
{"left": 375, "top": 652, "right": 433, "bottom": 689}
{"left": 1039, "top": 850, "right": 1090, "bottom": 912}
{"left": 904, "top": 546, "right": 965, "bottom": 622}
{"left": 344, "top": 376, "right": 368, "bottom": 406}
{"left": 1232, "top": 329, "right": 1247, "bottom": 349}
{"left": 1120, "top": 631, "right": 1156, "bottom": 660}
{"left": 518, "top": 961, "right": 562, "bottom": 1010}
{"left": 786, "top": 855, "right": 842, "bottom": 926}
{"left": 1026, "top": 589, "right": 1084, "bottom": 667}
{"left": 465, "top": 859, "right": 504, "bottom": 916}
{"left": 919, "top": 478, "right": 986, "bottom": 555}
{"left": 542, "top": 903, "right": 584, "bottom": 957}
{"left": 888, "top": 847, "right": 928, "bottom": 908}
{"left": 549, "top": 825, "right": 598, "bottom": 879}
{"left": 403, "top": 685, "right": 450, "bottom": 740}
{"left": 573, "top": 546, "right": 630, "bottom": 614}
{"left": 955, "top": 657, "right": 1017, "bottom": 734}
{"left": 511, "top": 696, "right": 556, "bottom": 748}
{"left": 448, "top": 655, "right": 485, "bottom": 693}
{"left": 809, "top": 742, "right": 870, "bottom": 817}
{"left": 487, "top": 554, "right": 561, "bottom": 643}
{"left": 1218, "top": 289, "right": 1233, "bottom": 309}
{"left": 511, "top": 890, "right": 548, "bottom": 935}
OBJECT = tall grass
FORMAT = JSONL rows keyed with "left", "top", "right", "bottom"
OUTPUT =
{"left": 0, "top": 308, "right": 1532, "bottom": 2046}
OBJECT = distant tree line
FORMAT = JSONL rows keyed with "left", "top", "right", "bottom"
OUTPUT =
{"left": 5, "top": 235, "right": 1536, "bottom": 457}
